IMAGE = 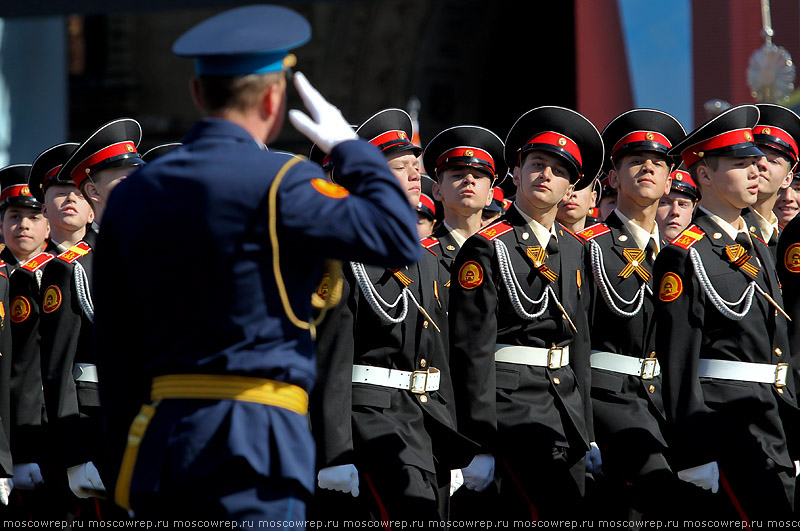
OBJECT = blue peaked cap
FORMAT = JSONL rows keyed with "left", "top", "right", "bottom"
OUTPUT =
{"left": 172, "top": 5, "right": 311, "bottom": 76}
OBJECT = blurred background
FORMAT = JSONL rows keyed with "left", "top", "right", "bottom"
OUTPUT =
{"left": 0, "top": 0, "right": 798, "bottom": 186}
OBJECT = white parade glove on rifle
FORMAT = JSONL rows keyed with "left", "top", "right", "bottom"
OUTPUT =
{"left": 677, "top": 461, "right": 719, "bottom": 493}
{"left": 450, "top": 468, "right": 464, "bottom": 496}
{"left": 317, "top": 464, "right": 359, "bottom": 497}
{"left": 0, "top": 478, "right": 12, "bottom": 505}
{"left": 13, "top": 463, "right": 44, "bottom": 490}
{"left": 67, "top": 461, "right": 105, "bottom": 498}
{"left": 289, "top": 72, "right": 357, "bottom": 153}
{"left": 462, "top": 454, "right": 494, "bottom": 492}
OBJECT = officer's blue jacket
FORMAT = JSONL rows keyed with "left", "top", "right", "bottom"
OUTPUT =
{"left": 93, "top": 118, "right": 421, "bottom": 498}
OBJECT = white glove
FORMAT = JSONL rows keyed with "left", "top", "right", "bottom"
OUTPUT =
{"left": 585, "top": 442, "right": 603, "bottom": 475}
{"left": 450, "top": 469, "right": 464, "bottom": 496}
{"left": 317, "top": 464, "right": 359, "bottom": 497}
{"left": 67, "top": 462, "right": 105, "bottom": 498}
{"left": 289, "top": 72, "right": 357, "bottom": 154}
{"left": 462, "top": 454, "right": 495, "bottom": 492}
{"left": 677, "top": 461, "right": 719, "bottom": 494}
{"left": 0, "top": 477, "right": 12, "bottom": 505}
{"left": 12, "top": 463, "right": 44, "bottom": 490}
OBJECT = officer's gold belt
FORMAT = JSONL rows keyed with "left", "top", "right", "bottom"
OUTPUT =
{"left": 115, "top": 374, "right": 308, "bottom": 510}
{"left": 150, "top": 373, "right": 308, "bottom": 415}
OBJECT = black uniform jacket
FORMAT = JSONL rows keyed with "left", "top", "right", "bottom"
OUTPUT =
{"left": 579, "top": 212, "right": 667, "bottom": 451}
{"left": 313, "top": 248, "right": 475, "bottom": 474}
{"left": 654, "top": 209, "right": 799, "bottom": 472}
{"left": 38, "top": 231, "right": 100, "bottom": 471}
{"left": 448, "top": 206, "right": 592, "bottom": 458}
{"left": 776, "top": 216, "right": 800, "bottom": 393}
{"left": 7, "top": 240, "right": 62, "bottom": 467}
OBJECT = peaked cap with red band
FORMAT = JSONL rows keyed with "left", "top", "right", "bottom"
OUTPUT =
{"left": 669, "top": 167, "right": 701, "bottom": 201}
{"left": 504, "top": 106, "right": 604, "bottom": 191}
{"left": 0, "top": 164, "right": 38, "bottom": 210}
{"left": 29, "top": 143, "right": 80, "bottom": 203}
{"left": 58, "top": 118, "right": 145, "bottom": 189}
{"left": 356, "top": 109, "right": 421, "bottom": 157}
{"left": 601, "top": 109, "right": 685, "bottom": 173}
{"left": 417, "top": 193, "right": 436, "bottom": 220}
{"left": 422, "top": 125, "right": 506, "bottom": 184}
{"left": 753, "top": 103, "right": 800, "bottom": 164}
{"left": 667, "top": 104, "right": 762, "bottom": 168}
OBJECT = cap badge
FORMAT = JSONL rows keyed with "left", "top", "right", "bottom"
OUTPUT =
{"left": 126, "top": 144, "right": 135, "bottom": 152}
{"left": 744, "top": 131, "right": 753, "bottom": 142}
{"left": 763, "top": 127, "right": 771, "bottom": 135}
{"left": 21, "top": 186, "right": 30, "bottom": 195}
{"left": 676, "top": 174, "right": 683, "bottom": 181}
{"left": 645, "top": 132, "right": 655, "bottom": 141}
{"left": 465, "top": 149, "right": 474, "bottom": 157}
{"left": 558, "top": 137, "right": 567, "bottom": 147}
{"left": 398, "top": 131, "right": 407, "bottom": 140}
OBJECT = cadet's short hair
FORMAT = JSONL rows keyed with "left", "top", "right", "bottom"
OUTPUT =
{"left": 196, "top": 72, "right": 283, "bottom": 114}
{"left": 687, "top": 157, "right": 719, "bottom": 195}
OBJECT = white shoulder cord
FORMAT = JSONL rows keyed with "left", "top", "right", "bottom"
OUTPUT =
{"left": 494, "top": 238, "right": 554, "bottom": 320}
{"left": 73, "top": 261, "right": 94, "bottom": 323}
{"left": 689, "top": 247, "right": 757, "bottom": 321}
{"left": 589, "top": 239, "right": 651, "bottom": 318}
{"left": 34, "top": 269, "right": 43, "bottom": 289}
{"left": 350, "top": 261, "right": 408, "bottom": 324}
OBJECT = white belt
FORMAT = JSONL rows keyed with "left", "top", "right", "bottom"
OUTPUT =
{"left": 351, "top": 365, "right": 440, "bottom": 394}
{"left": 590, "top": 351, "right": 661, "bottom": 379}
{"left": 494, "top": 344, "right": 569, "bottom": 369}
{"left": 697, "top": 359, "right": 788, "bottom": 387}
{"left": 73, "top": 363, "right": 98, "bottom": 383}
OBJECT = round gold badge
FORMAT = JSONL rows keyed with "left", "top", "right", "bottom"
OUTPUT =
{"left": 10, "top": 296, "right": 31, "bottom": 323}
{"left": 658, "top": 273, "right": 683, "bottom": 302}
{"left": 458, "top": 261, "right": 484, "bottom": 290}
{"left": 42, "top": 285, "right": 62, "bottom": 314}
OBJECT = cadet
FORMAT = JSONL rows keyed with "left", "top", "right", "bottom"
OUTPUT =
{"left": 482, "top": 187, "right": 508, "bottom": 227}
{"left": 742, "top": 104, "right": 800, "bottom": 262}
{"left": 448, "top": 106, "right": 602, "bottom": 519}
{"left": 655, "top": 104, "right": 798, "bottom": 519}
{"left": 0, "top": 165, "right": 42, "bottom": 507}
{"left": 416, "top": 175, "right": 437, "bottom": 239}
{"left": 93, "top": 5, "right": 421, "bottom": 522}
{"left": 312, "top": 108, "right": 472, "bottom": 523}
{"left": 420, "top": 126, "right": 505, "bottom": 276}
{"left": 579, "top": 109, "right": 685, "bottom": 521}
{"left": 556, "top": 177, "right": 598, "bottom": 233}
{"left": 656, "top": 168, "right": 700, "bottom": 243}
{"left": 775, "top": 172, "right": 800, "bottom": 227}
{"left": 36, "top": 120, "right": 144, "bottom": 522}
{"left": 8, "top": 144, "right": 94, "bottom": 520}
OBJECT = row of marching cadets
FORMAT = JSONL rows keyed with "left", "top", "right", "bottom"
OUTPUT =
{"left": 309, "top": 101, "right": 800, "bottom": 523}
{"left": 0, "top": 124, "right": 176, "bottom": 521}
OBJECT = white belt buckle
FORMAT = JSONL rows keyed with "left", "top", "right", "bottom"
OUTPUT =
{"left": 410, "top": 370, "right": 429, "bottom": 393}
{"left": 775, "top": 363, "right": 789, "bottom": 388}
{"left": 641, "top": 358, "right": 658, "bottom": 380}
{"left": 548, "top": 346, "right": 565, "bottom": 370}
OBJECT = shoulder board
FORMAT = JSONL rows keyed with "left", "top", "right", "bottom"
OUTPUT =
{"left": 560, "top": 225, "right": 583, "bottom": 242}
{"left": 21, "top": 252, "right": 55, "bottom": 272}
{"left": 577, "top": 223, "right": 610, "bottom": 241}
{"left": 477, "top": 220, "right": 513, "bottom": 241}
{"left": 671, "top": 224, "right": 705, "bottom": 250}
{"left": 57, "top": 241, "right": 92, "bottom": 264}
{"left": 420, "top": 237, "right": 440, "bottom": 250}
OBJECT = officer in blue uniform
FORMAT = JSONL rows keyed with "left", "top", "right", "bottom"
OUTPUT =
{"left": 94, "top": 5, "right": 421, "bottom": 523}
